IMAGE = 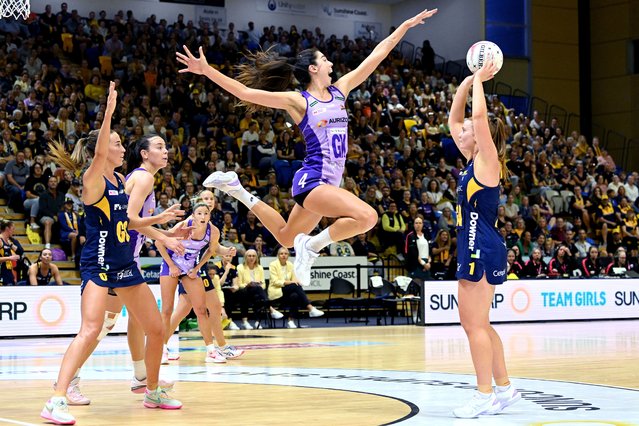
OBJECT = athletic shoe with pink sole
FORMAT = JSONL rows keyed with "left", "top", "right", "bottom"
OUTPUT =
{"left": 41, "top": 396, "right": 76, "bottom": 425}
{"left": 143, "top": 388, "right": 182, "bottom": 410}
{"left": 54, "top": 377, "right": 90, "bottom": 406}
{"left": 131, "top": 377, "right": 175, "bottom": 394}
{"left": 205, "top": 349, "right": 227, "bottom": 363}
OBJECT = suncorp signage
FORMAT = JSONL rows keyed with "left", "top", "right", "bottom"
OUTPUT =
{"left": 0, "top": 286, "right": 176, "bottom": 337}
{"left": 423, "top": 278, "right": 639, "bottom": 324}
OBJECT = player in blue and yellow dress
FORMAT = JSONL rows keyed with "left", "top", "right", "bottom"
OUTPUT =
{"left": 41, "top": 83, "right": 181, "bottom": 426}
{"left": 448, "top": 59, "right": 520, "bottom": 418}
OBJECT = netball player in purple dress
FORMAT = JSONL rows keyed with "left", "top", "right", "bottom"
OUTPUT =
{"left": 177, "top": 8, "right": 437, "bottom": 286}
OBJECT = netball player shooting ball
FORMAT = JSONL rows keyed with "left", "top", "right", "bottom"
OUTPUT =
{"left": 177, "top": 8, "right": 437, "bottom": 286}
{"left": 448, "top": 58, "right": 521, "bottom": 418}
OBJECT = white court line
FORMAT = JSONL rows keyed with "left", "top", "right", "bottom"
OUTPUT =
{"left": 0, "top": 418, "right": 38, "bottom": 426}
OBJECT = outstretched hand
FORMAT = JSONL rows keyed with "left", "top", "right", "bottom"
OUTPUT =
{"left": 475, "top": 56, "right": 499, "bottom": 82}
{"left": 106, "top": 81, "right": 117, "bottom": 116}
{"left": 176, "top": 45, "right": 209, "bottom": 75}
{"left": 403, "top": 8, "right": 438, "bottom": 29}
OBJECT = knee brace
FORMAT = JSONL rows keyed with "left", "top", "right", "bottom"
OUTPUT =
{"left": 97, "top": 311, "right": 120, "bottom": 341}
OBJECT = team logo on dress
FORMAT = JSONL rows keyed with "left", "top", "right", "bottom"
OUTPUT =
{"left": 312, "top": 108, "right": 326, "bottom": 116}
{"left": 317, "top": 120, "right": 328, "bottom": 127}
{"left": 116, "top": 269, "right": 134, "bottom": 281}
{"left": 108, "top": 190, "right": 118, "bottom": 196}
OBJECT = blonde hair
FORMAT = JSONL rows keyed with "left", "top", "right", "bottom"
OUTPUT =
{"left": 47, "top": 130, "right": 106, "bottom": 175}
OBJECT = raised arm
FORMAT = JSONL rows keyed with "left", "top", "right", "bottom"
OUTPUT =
{"left": 334, "top": 9, "right": 437, "bottom": 96}
{"left": 471, "top": 60, "right": 501, "bottom": 185}
{"left": 448, "top": 76, "right": 473, "bottom": 159}
{"left": 82, "top": 81, "right": 116, "bottom": 205}
{"left": 177, "top": 46, "right": 303, "bottom": 115}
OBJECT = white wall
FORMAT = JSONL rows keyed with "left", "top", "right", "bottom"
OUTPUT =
{"left": 392, "top": 0, "right": 483, "bottom": 61}
{"left": 30, "top": 0, "right": 481, "bottom": 61}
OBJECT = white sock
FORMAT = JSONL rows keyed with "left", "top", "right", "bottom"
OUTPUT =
{"left": 206, "top": 343, "right": 217, "bottom": 353}
{"left": 307, "top": 228, "right": 334, "bottom": 253}
{"left": 495, "top": 384, "right": 511, "bottom": 392}
{"left": 229, "top": 187, "right": 259, "bottom": 209}
{"left": 133, "top": 360, "right": 146, "bottom": 381}
{"left": 476, "top": 390, "right": 492, "bottom": 398}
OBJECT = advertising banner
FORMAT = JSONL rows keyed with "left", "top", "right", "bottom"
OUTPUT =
{"left": 422, "top": 279, "right": 639, "bottom": 325}
{"left": 256, "top": 0, "right": 318, "bottom": 16}
{"left": 0, "top": 285, "right": 176, "bottom": 337}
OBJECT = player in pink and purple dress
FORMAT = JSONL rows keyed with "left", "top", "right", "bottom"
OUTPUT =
{"left": 178, "top": 8, "right": 437, "bottom": 286}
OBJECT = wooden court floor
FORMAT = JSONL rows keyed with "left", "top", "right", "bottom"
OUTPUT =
{"left": 1, "top": 320, "right": 638, "bottom": 425}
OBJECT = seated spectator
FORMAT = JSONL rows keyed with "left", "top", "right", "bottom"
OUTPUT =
{"left": 437, "top": 206, "right": 456, "bottom": 240}
{"left": 580, "top": 246, "right": 604, "bottom": 278}
{"left": 605, "top": 248, "right": 635, "bottom": 276}
{"left": 0, "top": 219, "right": 24, "bottom": 286}
{"left": 211, "top": 253, "right": 241, "bottom": 330}
{"left": 596, "top": 194, "right": 619, "bottom": 247}
{"left": 606, "top": 231, "right": 625, "bottom": 257}
{"left": 548, "top": 244, "right": 575, "bottom": 278}
{"left": 621, "top": 210, "right": 639, "bottom": 254}
{"left": 574, "top": 228, "right": 592, "bottom": 258}
{"left": 23, "top": 162, "right": 48, "bottom": 230}
{"left": 506, "top": 249, "right": 523, "bottom": 278}
{"left": 273, "top": 130, "right": 302, "bottom": 189}
{"left": 4, "top": 150, "right": 28, "bottom": 212}
{"left": 351, "top": 232, "right": 382, "bottom": 276}
{"left": 522, "top": 248, "right": 548, "bottom": 278}
{"left": 236, "top": 249, "right": 282, "bottom": 329}
{"left": 516, "top": 231, "right": 534, "bottom": 259}
{"left": 58, "top": 199, "right": 85, "bottom": 261}
{"left": 430, "top": 229, "right": 456, "bottom": 280}
{"left": 404, "top": 217, "right": 431, "bottom": 280}
{"left": 380, "top": 201, "right": 407, "bottom": 255}
{"left": 268, "top": 247, "right": 324, "bottom": 328}
{"left": 26, "top": 248, "right": 63, "bottom": 285}
{"left": 38, "top": 176, "right": 66, "bottom": 249}
{"left": 221, "top": 228, "right": 246, "bottom": 257}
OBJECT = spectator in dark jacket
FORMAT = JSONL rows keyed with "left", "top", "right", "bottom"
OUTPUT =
{"left": 522, "top": 248, "right": 548, "bottom": 278}
{"left": 38, "top": 175, "right": 65, "bottom": 248}
{"left": 404, "top": 217, "right": 431, "bottom": 280}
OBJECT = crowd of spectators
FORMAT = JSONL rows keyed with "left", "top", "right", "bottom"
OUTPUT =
{"left": 1, "top": 4, "right": 639, "bottom": 288}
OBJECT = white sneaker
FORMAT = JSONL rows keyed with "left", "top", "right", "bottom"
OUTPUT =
{"left": 228, "top": 321, "right": 240, "bottom": 330}
{"left": 287, "top": 320, "right": 297, "bottom": 329}
{"left": 218, "top": 344, "right": 245, "bottom": 359}
{"left": 205, "top": 349, "right": 227, "bottom": 363}
{"left": 41, "top": 396, "right": 75, "bottom": 425}
{"left": 270, "top": 309, "right": 284, "bottom": 319}
{"left": 254, "top": 321, "right": 263, "bottom": 329}
{"left": 309, "top": 307, "right": 324, "bottom": 318}
{"left": 293, "top": 233, "right": 319, "bottom": 287}
{"left": 65, "top": 377, "right": 90, "bottom": 406}
{"left": 30, "top": 222, "right": 40, "bottom": 230}
{"left": 161, "top": 346, "right": 169, "bottom": 365}
{"left": 241, "top": 320, "right": 254, "bottom": 330}
{"left": 203, "top": 171, "right": 241, "bottom": 192}
{"left": 494, "top": 384, "right": 521, "bottom": 412}
{"left": 453, "top": 391, "right": 500, "bottom": 418}
{"left": 130, "top": 377, "right": 175, "bottom": 394}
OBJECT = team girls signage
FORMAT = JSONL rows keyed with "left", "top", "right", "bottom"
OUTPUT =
{"left": 422, "top": 279, "right": 639, "bottom": 324}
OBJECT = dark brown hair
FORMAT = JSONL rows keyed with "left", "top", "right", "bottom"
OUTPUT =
{"left": 235, "top": 48, "right": 318, "bottom": 113}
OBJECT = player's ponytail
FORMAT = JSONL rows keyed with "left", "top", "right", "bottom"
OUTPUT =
{"left": 48, "top": 130, "right": 103, "bottom": 175}
{"left": 488, "top": 115, "right": 509, "bottom": 180}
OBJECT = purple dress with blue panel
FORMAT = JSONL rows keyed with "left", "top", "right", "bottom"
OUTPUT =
{"left": 160, "top": 219, "right": 211, "bottom": 277}
{"left": 291, "top": 85, "right": 349, "bottom": 203}
{"left": 126, "top": 168, "right": 156, "bottom": 268}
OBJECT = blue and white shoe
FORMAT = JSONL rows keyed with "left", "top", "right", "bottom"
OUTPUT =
{"left": 203, "top": 171, "right": 241, "bottom": 192}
